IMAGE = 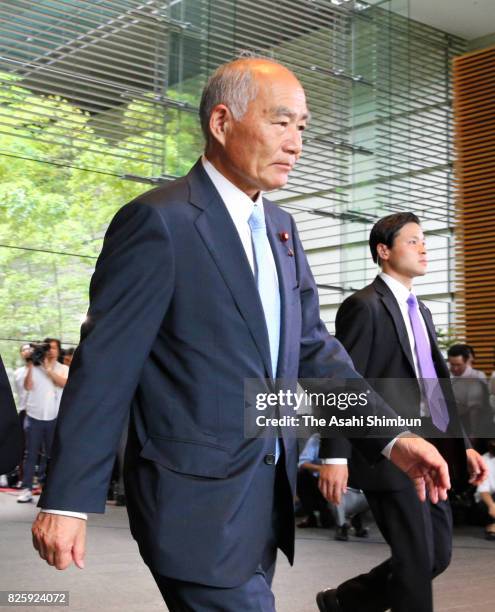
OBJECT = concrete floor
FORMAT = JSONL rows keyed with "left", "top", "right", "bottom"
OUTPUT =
{"left": 1, "top": 490, "right": 494, "bottom": 612}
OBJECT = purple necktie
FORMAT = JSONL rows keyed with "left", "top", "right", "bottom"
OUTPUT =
{"left": 406, "top": 293, "right": 450, "bottom": 432}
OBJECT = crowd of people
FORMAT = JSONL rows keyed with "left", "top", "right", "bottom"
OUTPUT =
{"left": 1, "top": 340, "right": 127, "bottom": 507}
{"left": 0, "top": 341, "right": 70, "bottom": 499}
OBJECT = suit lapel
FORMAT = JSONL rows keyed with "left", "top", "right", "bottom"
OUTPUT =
{"left": 419, "top": 301, "right": 436, "bottom": 344}
{"left": 189, "top": 162, "right": 273, "bottom": 378}
{"left": 373, "top": 277, "right": 416, "bottom": 376}
{"left": 419, "top": 302, "right": 449, "bottom": 378}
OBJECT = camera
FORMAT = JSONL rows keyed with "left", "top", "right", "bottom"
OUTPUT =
{"left": 26, "top": 342, "right": 51, "bottom": 366}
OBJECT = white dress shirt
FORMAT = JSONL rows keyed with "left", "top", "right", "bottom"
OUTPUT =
{"left": 43, "top": 156, "right": 277, "bottom": 521}
{"left": 25, "top": 362, "right": 68, "bottom": 420}
{"left": 201, "top": 156, "right": 279, "bottom": 289}
{"left": 452, "top": 365, "right": 487, "bottom": 383}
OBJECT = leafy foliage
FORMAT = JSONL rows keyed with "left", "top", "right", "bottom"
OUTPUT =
{"left": 0, "top": 73, "right": 202, "bottom": 368}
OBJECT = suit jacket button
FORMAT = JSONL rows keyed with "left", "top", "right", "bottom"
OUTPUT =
{"left": 264, "top": 453, "right": 276, "bottom": 465}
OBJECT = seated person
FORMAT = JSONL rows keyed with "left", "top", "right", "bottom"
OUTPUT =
{"left": 448, "top": 344, "right": 491, "bottom": 437}
{"left": 297, "top": 433, "right": 333, "bottom": 528}
{"left": 331, "top": 486, "right": 369, "bottom": 542}
{"left": 475, "top": 439, "right": 495, "bottom": 541}
{"left": 297, "top": 433, "right": 369, "bottom": 540}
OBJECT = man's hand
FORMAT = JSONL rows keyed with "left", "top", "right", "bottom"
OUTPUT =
{"left": 466, "top": 448, "right": 488, "bottom": 486}
{"left": 318, "top": 464, "right": 348, "bottom": 505}
{"left": 32, "top": 512, "right": 86, "bottom": 570}
{"left": 389, "top": 435, "right": 451, "bottom": 503}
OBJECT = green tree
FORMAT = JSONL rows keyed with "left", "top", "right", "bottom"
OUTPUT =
{"left": 0, "top": 73, "right": 201, "bottom": 369}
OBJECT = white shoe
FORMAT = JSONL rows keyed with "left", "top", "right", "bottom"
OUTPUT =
{"left": 0, "top": 475, "right": 8, "bottom": 487}
{"left": 17, "top": 488, "right": 33, "bottom": 503}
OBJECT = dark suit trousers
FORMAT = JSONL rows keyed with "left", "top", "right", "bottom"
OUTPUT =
{"left": 22, "top": 416, "right": 56, "bottom": 490}
{"left": 297, "top": 469, "right": 329, "bottom": 518}
{"left": 336, "top": 483, "right": 453, "bottom": 612}
{"left": 151, "top": 454, "right": 292, "bottom": 612}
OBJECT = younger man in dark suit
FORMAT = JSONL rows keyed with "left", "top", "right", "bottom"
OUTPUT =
{"left": 317, "top": 212, "right": 487, "bottom": 612}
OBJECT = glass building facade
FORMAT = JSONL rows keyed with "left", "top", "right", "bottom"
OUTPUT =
{"left": 0, "top": 0, "right": 466, "bottom": 366}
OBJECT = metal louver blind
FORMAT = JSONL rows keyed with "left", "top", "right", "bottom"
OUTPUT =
{"left": 311, "top": 3, "right": 467, "bottom": 332}
{"left": 0, "top": 0, "right": 205, "bottom": 180}
{"left": 203, "top": 0, "right": 355, "bottom": 210}
{"left": 0, "top": 0, "right": 364, "bottom": 363}
{"left": 0, "top": 0, "right": 360, "bottom": 189}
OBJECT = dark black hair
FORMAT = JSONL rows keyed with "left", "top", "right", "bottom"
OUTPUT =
{"left": 369, "top": 212, "right": 421, "bottom": 265}
{"left": 447, "top": 344, "right": 471, "bottom": 361}
{"left": 464, "top": 344, "right": 476, "bottom": 359}
{"left": 44, "top": 337, "right": 61, "bottom": 352}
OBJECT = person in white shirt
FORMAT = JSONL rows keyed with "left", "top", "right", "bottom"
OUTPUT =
{"left": 465, "top": 345, "right": 488, "bottom": 381}
{"left": 476, "top": 440, "right": 495, "bottom": 540}
{"left": 448, "top": 344, "right": 491, "bottom": 436}
{"left": 448, "top": 344, "right": 487, "bottom": 382}
{"left": 17, "top": 338, "right": 68, "bottom": 503}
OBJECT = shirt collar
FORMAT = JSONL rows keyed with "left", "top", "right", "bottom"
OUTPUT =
{"left": 201, "top": 156, "right": 263, "bottom": 226}
{"left": 379, "top": 272, "right": 415, "bottom": 305}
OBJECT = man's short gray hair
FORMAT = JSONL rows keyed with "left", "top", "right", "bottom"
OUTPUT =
{"left": 199, "top": 58, "right": 284, "bottom": 147}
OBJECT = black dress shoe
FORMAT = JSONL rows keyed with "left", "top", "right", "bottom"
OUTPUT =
{"left": 115, "top": 494, "right": 126, "bottom": 507}
{"left": 316, "top": 589, "right": 342, "bottom": 612}
{"left": 354, "top": 526, "right": 370, "bottom": 538}
{"left": 319, "top": 508, "right": 333, "bottom": 529}
{"left": 334, "top": 524, "right": 349, "bottom": 541}
{"left": 297, "top": 514, "right": 318, "bottom": 528}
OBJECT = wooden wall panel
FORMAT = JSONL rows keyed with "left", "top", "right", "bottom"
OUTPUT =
{"left": 453, "top": 46, "right": 495, "bottom": 374}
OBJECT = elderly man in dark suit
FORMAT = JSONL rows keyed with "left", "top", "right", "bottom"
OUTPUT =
{"left": 0, "top": 354, "right": 22, "bottom": 476}
{"left": 316, "top": 212, "right": 487, "bottom": 612}
{"left": 32, "top": 61, "right": 451, "bottom": 612}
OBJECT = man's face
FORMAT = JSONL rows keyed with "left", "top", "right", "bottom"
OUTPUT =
{"left": 380, "top": 223, "right": 428, "bottom": 280}
{"left": 20, "top": 345, "right": 31, "bottom": 361}
{"left": 48, "top": 341, "right": 59, "bottom": 360}
{"left": 448, "top": 355, "right": 468, "bottom": 377}
{"left": 217, "top": 66, "right": 308, "bottom": 196}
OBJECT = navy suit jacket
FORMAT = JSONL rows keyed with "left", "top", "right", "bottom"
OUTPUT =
{"left": 40, "top": 161, "right": 402, "bottom": 587}
{"left": 322, "top": 276, "right": 469, "bottom": 491}
{"left": 0, "top": 355, "right": 22, "bottom": 475}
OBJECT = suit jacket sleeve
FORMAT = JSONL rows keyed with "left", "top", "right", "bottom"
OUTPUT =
{"left": 0, "top": 356, "right": 22, "bottom": 474}
{"left": 321, "top": 295, "right": 376, "bottom": 460}
{"left": 319, "top": 295, "right": 375, "bottom": 460}
{"left": 39, "top": 201, "right": 174, "bottom": 513}
{"left": 335, "top": 295, "right": 374, "bottom": 375}
{"left": 290, "top": 219, "right": 404, "bottom": 463}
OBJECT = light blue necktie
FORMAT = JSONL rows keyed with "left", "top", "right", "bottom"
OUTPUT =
{"left": 248, "top": 203, "right": 281, "bottom": 460}
{"left": 248, "top": 204, "right": 281, "bottom": 378}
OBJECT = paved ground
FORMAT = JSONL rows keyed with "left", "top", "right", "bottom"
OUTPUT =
{"left": 1, "top": 490, "right": 494, "bottom": 611}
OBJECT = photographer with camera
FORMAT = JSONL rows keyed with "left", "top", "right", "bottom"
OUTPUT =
{"left": 17, "top": 338, "right": 68, "bottom": 503}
